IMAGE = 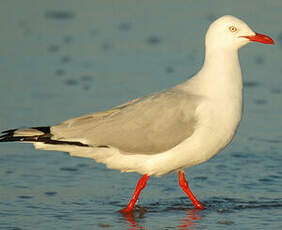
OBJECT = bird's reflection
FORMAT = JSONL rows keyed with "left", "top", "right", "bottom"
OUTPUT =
{"left": 177, "top": 209, "right": 201, "bottom": 230}
{"left": 120, "top": 206, "right": 146, "bottom": 230}
{"left": 120, "top": 206, "right": 201, "bottom": 230}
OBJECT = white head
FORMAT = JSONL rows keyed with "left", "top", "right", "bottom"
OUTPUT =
{"left": 205, "top": 15, "right": 274, "bottom": 51}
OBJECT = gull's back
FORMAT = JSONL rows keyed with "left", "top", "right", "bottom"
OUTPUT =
{"left": 51, "top": 87, "right": 201, "bottom": 154}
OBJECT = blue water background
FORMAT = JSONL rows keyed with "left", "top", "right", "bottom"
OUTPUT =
{"left": 0, "top": 0, "right": 282, "bottom": 229}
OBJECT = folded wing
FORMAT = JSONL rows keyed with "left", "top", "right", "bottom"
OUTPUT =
{"left": 51, "top": 88, "right": 200, "bottom": 154}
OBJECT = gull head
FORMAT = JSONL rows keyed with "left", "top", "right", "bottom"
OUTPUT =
{"left": 205, "top": 15, "right": 274, "bottom": 51}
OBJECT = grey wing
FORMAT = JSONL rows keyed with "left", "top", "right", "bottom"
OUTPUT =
{"left": 51, "top": 88, "right": 200, "bottom": 154}
{"left": 59, "top": 97, "right": 141, "bottom": 128}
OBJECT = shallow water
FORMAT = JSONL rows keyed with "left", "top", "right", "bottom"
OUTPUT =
{"left": 1, "top": 0, "right": 282, "bottom": 229}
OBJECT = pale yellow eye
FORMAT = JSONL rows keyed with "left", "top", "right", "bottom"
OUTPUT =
{"left": 229, "top": 26, "right": 238, "bottom": 32}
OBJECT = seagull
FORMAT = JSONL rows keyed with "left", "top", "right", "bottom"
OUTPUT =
{"left": 0, "top": 15, "right": 274, "bottom": 212}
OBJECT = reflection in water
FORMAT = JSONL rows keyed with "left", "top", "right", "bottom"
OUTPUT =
{"left": 120, "top": 207, "right": 201, "bottom": 230}
{"left": 120, "top": 207, "right": 146, "bottom": 230}
{"left": 177, "top": 209, "right": 201, "bottom": 230}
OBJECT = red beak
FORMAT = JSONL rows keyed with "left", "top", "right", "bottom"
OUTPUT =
{"left": 241, "top": 33, "right": 274, "bottom": 45}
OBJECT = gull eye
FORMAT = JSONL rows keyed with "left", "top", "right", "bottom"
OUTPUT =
{"left": 229, "top": 26, "right": 238, "bottom": 33}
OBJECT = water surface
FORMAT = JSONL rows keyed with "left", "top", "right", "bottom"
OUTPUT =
{"left": 1, "top": 0, "right": 282, "bottom": 229}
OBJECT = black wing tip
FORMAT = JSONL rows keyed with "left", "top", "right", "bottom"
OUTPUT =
{"left": 0, "top": 126, "right": 51, "bottom": 143}
{"left": 41, "top": 139, "right": 89, "bottom": 147}
{"left": 0, "top": 126, "right": 89, "bottom": 147}
{"left": 0, "top": 128, "right": 17, "bottom": 142}
{"left": 0, "top": 136, "right": 22, "bottom": 142}
{"left": 32, "top": 126, "right": 51, "bottom": 134}
{"left": 1, "top": 126, "right": 50, "bottom": 135}
{"left": 1, "top": 128, "right": 18, "bottom": 134}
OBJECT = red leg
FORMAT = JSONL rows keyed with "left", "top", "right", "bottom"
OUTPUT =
{"left": 178, "top": 171, "right": 204, "bottom": 209}
{"left": 120, "top": 174, "right": 150, "bottom": 213}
